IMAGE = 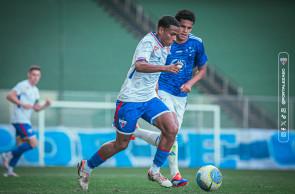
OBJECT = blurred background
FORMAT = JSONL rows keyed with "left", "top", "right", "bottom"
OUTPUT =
{"left": 0, "top": 0, "right": 294, "bottom": 169}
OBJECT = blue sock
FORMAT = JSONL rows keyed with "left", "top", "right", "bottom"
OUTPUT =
{"left": 87, "top": 149, "right": 106, "bottom": 169}
{"left": 153, "top": 147, "right": 170, "bottom": 167}
{"left": 9, "top": 155, "right": 21, "bottom": 167}
{"left": 11, "top": 143, "right": 32, "bottom": 156}
{"left": 10, "top": 143, "right": 32, "bottom": 167}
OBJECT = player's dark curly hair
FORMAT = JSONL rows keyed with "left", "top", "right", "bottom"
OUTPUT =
{"left": 175, "top": 9, "right": 196, "bottom": 24}
{"left": 158, "top": 15, "right": 180, "bottom": 29}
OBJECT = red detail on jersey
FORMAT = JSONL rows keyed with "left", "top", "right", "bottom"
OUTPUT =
{"left": 167, "top": 47, "right": 171, "bottom": 52}
{"left": 154, "top": 46, "right": 159, "bottom": 51}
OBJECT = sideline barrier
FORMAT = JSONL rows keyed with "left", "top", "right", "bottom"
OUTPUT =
{"left": 0, "top": 125, "right": 294, "bottom": 169}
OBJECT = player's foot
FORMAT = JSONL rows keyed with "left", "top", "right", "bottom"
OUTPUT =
{"left": 148, "top": 169, "right": 172, "bottom": 188}
{"left": 3, "top": 171, "right": 20, "bottom": 177}
{"left": 1, "top": 153, "right": 11, "bottom": 171}
{"left": 171, "top": 173, "right": 189, "bottom": 187}
{"left": 77, "top": 160, "right": 90, "bottom": 190}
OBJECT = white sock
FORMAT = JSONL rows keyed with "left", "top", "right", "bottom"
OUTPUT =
{"left": 83, "top": 161, "right": 93, "bottom": 173}
{"left": 133, "top": 128, "right": 160, "bottom": 146}
{"left": 150, "top": 163, "right": 160, "bottom": 175}
{"left": 168, "top": 140, "right": 179, "bottom": 178}
{"left": 6, "top": 152, "right": 13, "bottom": 159}
{"left": 8, "top": 166, "right": 13, "bottom": 173}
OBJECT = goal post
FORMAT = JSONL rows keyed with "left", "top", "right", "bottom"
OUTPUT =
{"left": 38, "top": 101, "right": 221, "bottom": 167}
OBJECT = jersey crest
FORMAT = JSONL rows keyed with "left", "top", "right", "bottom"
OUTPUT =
{"left": 119, "top": 119, "right": 127, "bottom": 128}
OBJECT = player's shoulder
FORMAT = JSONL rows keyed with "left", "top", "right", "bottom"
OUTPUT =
{"left": 188, "top": 33, "right": 203, "bottom": 43}
{"left": 16, "top": 80, "right": 29, "bottom": 87}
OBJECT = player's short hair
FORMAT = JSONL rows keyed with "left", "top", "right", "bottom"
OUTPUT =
{"left": 29, "top": 65, "right": 41, "bottom": 72}
{"left": 158, "top": 15, "right": 180, "bottom": 29}
{"left": 175, "top": 9, "right": 196, "bottom": 24}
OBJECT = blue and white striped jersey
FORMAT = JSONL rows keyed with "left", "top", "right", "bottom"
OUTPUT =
{"left": 158, "top": 34, "right": 208, "bottom": 97}
{"left": 117, "top": 32, "right": 171, "bottom": 102}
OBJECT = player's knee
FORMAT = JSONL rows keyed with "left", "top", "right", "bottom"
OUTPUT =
{"left": 163, "top": 124, "right": 178, "bottom": 140}
{"left": 28, "top": 138, "right": 38, "bottom": 148}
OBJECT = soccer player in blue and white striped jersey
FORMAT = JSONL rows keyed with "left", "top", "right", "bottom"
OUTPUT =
{"left": 133, "top": 9, "right": 208, "bottom": 187}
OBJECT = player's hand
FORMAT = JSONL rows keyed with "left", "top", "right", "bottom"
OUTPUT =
{"left": 23, "top": 104, "right": 33, "bottom": 109}
{"left": 45, "top": 97, "right": 51, "bottom": 107}
{"left": 165, "top": 62, "right": 183, "bottom": 74}
{"left": 180, "top": 83, "right": 192, "bottom": 93}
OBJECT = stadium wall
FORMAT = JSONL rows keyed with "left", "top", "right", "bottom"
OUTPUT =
{"left": 0, "top": 125, "right": 294, "bottom": 169}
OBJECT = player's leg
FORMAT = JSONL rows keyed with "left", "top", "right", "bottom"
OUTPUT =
{"left": 165, "top": 93, "right": 188, "bottom": 187}
{"left": 77, "top": 101, "right": 138, "bottom": 190}
{"left": 77, "top": 131, "right": 132, "bottom": 190}
{"left": 142, "top": 98, "right": 178, "bottom": 188}
{"left": 2, "top": 123, "right": 35, "bottom": 177}
{"left": 132, "top": 125, "right": 160, "bottom": 146}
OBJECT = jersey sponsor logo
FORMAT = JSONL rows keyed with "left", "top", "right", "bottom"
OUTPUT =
{"left": 154, "top": 46, "right": 159, "bottom": 51}
{"left": 280, "top": 58, "right": 287, "bottom": 65}
{"left": 119, "top": 119, "right": 127, "bottom": 128}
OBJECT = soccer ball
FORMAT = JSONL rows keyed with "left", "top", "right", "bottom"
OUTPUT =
{"left": 196, "top": 165, "right": 222, "bottom": 191}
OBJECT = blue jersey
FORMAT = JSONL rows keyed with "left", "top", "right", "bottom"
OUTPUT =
{"left": 158, "top": 34, "right": 208, "bottom": 97}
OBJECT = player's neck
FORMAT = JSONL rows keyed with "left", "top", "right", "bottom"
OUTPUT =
{"left": 176, "top": 37, "right": 188, "bottom": 44}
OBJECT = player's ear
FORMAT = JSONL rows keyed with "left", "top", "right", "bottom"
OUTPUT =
{"left": 158, "top": 27, "right": 164, "bottom": 35}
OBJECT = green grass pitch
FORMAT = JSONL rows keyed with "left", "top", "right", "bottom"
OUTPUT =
{"left": 0, "top": 167, "right": 295, "bottom": 193}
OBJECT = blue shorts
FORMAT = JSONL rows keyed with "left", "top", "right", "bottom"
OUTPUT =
{"left": 113, "top": 97, "right": 170, "bottom": 135}
{"left": 12, "top": 123, "right": 35, "bottom": 139}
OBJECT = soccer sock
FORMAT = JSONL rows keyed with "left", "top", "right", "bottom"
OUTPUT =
{"left": 9, "top": 155, "right": 21, "bottom": 168}
{"left": 9, "top": 143, "right": 32, "bottom": 167}
{"left": 83, "top": 160, "right": 93, "bottom": 173}
{"left": 11, "top": 142, "right": 32, "bottom": 156}
{"left": 87, "top": 149, "right": 106, "bottom": 169}
{"left": 8, "top": 166, "right": 13, "bottom": 173}
{"left": 133, "top": 128, "right": 160, "bottom": 146}
{"left": 150, "top": 163, "right": 160, "bottom": 175}
{"left": 168, "top": 139, "right": 179, "bottom": 178}
{"left": 150, "top": 147, "right": 170, "bottom": 175}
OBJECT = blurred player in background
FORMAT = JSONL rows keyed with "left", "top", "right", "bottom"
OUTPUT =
{"left": 77, "top": 15, "right": 182, "bottom": 190}
{"left": 1, "top": 65, "right": 51, "bottom": 177}
{"left": 133, "top": 9, "right": 208, "bottom": 187}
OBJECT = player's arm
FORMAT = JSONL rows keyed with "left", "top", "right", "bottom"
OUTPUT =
{"left": 6, "top": 90, "right": 33, "bottom": 109}
{"left": 33, "top": 97, "right": 51, "bottom": 112}
{"left": 135, "top": 60, "right": 182, "bottom": 74}
{"left": 180, "top": 63, "right": 207, "bottom": 93}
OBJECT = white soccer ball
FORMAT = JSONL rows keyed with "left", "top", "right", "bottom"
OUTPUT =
{"left": 196, "top": 165, "right": 222, "bottom": 191}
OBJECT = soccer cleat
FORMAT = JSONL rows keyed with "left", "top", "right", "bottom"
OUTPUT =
{"left": 148, "top": 169, "right": 172, "bottom": 188}
{"left": 77, "top": 160, "right": 90, "bottom": 190}
{"left": 3, "top": 171, "right": 20, "bottom": 177}
{"left": 1, "top": 153, "right": 11, "bottom": 171}
{"left": 171, "top": 173, "right": 189, "bottom": 187}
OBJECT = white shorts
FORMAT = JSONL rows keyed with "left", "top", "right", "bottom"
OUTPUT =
{"left": 158, "top": 90, "right": 187, "bottom": 129}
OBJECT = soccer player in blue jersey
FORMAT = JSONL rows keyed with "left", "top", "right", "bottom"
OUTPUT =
{"left": 77, "top": 15, "right": 182, "bottom": 190}
{"left": 133, "top": 9, "right": 208, "bottom": 187}
{"left": 1, "top": 65, "right": 51, "bottom": 177}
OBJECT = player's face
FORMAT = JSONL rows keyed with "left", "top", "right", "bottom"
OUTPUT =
{"left": 177, "top": 19, "right": 194, "bottom": 42}
{"left": 159, "top": 25, "right": 179, "bottom": 46}
{"left": 28, "top": 70, "right": 41, "bottom": 86}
